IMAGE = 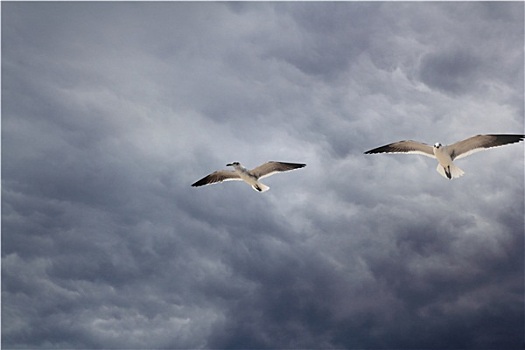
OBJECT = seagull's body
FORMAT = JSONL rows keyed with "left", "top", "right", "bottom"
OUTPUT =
{"left": 364, "top": 134, "right": 524, "bottom": 179}
{"left": 192, "top": 161, "right": 306, "bottom": 192}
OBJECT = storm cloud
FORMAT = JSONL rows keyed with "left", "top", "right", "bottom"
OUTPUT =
{"left": 2, "top": 2, "right": 524, "bottom": 349}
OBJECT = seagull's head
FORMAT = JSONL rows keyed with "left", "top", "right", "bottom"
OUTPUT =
{"left": 433, "top": 143, "right": 442, "bottom": 149}
{"left": 226, "top": 162, "right": 240, "bottom": 167}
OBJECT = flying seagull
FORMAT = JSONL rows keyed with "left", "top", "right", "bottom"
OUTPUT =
{"left": 191, "top": 161, "right": 306, "bottom": 192}
{"left": 364, "top": 134, "right": 524, "bottom": 179}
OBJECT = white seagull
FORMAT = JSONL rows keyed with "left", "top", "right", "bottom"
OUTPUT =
{"left": 191, "top": 161, "right": 306, "bottom": 192}
{"left": 364, "top": 134, "right": 524, "bottom": 179}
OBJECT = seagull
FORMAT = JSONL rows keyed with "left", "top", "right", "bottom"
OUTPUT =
{"left": 191, "top": 161, "right": 306, "bottom": 192}
{"left": 364, "top": 134, "right": 524, "bottom": 179}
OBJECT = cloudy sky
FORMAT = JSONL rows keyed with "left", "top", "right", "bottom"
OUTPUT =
{"left": 2, "top": 2, "right": 524, "bottom": 349}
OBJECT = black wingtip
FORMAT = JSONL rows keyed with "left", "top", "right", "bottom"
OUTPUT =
{"left": 487, "top": 134, "right": 525, "bottom": 146}
{"left": 364, "top": 145, "right": 391, "bottom": 154}
{"left": 191, "top": 178, "right": 208, "bottom": 187}
{"left": 272, "top": 161, "right": 306, "bottom": 169}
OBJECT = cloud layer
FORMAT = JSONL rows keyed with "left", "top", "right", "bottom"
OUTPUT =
{"left": 2, "top": 2, "right": 524, "bottom": 348}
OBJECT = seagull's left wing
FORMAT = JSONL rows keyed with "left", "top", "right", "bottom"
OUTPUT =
{"left": 448, "top": 134, "right": 524, "bottom": 160}
{"left": 191, "top": 170, "right": 241, "bottom": 187}
{"left": 364, "top": 140, "right": 435, "bottom": 158}
{"left": 251, "top": 161, "right": 306, "bottom": 179}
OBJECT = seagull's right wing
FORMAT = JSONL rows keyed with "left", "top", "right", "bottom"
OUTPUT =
{"left": 448, "top": 134, "right": 525, "bottom": 160}
{"left": 364, "top": 140, "right": 435, "bottom": 158}
{"left": 191, "top": 170, "right": 241, "bottom": 187}
{"left": 251, "top": 161, "right": 306, "bottom": 179}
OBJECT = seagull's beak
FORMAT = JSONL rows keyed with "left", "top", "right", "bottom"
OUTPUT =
{"left": 226, "top": 163, "right": 232, "bottom": 166}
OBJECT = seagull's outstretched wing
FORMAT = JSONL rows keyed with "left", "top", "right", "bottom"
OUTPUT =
{"left": 448, "top": 134, "right": 525, "bottom": 160}
{"left": 364, "top": 140, "right": 435, "bottom": 158}
{"left": 191, "top": 170, "right": 241, "bottom": 187}
{"left": 251, "top": 161, "right": 306, "bottom": 179}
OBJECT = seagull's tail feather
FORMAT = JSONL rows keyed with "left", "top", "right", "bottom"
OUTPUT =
{"left": 252, "top": 182, "right": 270, "bottom": 192}
{"left": 436, "top": 163, "right": 464, "bottom": 179}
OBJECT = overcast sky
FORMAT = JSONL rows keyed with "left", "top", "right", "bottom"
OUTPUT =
{"left": 2, "top": 2, "right": 524, "bottom": 349}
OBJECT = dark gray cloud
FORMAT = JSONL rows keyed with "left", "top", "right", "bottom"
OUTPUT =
{"left": 2, "top": 2, "right": 524, "bottom": 349}
{"left": 419, "top": 49, "right": 481, "bottom": 94}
